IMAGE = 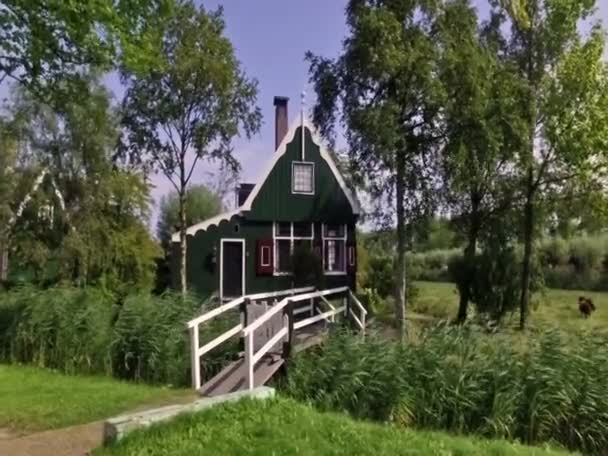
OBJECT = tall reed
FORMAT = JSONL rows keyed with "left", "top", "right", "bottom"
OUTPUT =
{"left": 283, "top": 326, "right": 608, "bottom": 454}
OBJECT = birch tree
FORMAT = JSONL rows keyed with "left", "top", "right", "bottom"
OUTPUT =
{"left": 120, "top": 2, "right": 261, "bottom": 294}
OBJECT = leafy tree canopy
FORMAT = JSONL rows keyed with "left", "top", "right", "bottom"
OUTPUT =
{"left": 156, "top": 185, "right": 223, "bottom": 252}
{"left": 0, "top": 0, "right": 172, "bottom": 102}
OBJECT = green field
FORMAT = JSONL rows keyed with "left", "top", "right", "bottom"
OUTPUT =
{"left": 96, "top": 397, "right": 573, "bottom": 456}
{"left": 412, "top": 281, "right": 608, "bottom": 330}
{"left": 0, "top": 364, "right": 192, "bottom": 432}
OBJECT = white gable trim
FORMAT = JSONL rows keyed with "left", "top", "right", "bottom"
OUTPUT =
{"left": 170, "top": 208, "right": 240, "bottom": 243}
{"left": 170, "top": 115, "right": 360, "bottom": 242}
{"left": 7, "top": 168, "right": 66, "bottom": 230}
{"left": 241, "top": 116, "right": 360, "bottom": 214}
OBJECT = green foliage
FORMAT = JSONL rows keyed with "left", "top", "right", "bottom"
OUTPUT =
{"left": 0, "top": 286, "right": 115, "bottom": 375}
{"left": 410, "top": 248, "right": 461, "bottom": 282}
{"left": 285, "top": 327, "right": 608, "bottom": 454}
{"left": 0, "top": 286, "right": 236, "bottom": 386}
{"left": 414, "top": 217, "right": 459, "bottom": 251}
{"left": 3, "top": 82, "right": 161, "bottom": 293}
{"left": 289, "top": 244, "right": 323, "bottom": 288}
{"left": 365, "top": 256, "right": 395, "bottom": 298}
{"left": 469, "top": 243, "right": 544, "bottom": 322}
{"left": 95, "top": 397, "right": 569, "bottom": 456}
{"left": 307, "top": 0, "right": 446, "bottom": 336}
{"left": 494, "top": 0, "right": 608, "bottom": 325}
{"left": 157, "top": 185, "right": 223, "bottom": 251}
{"left": 0, "top": 0, "right": 171, "bottom": 102}
{"left": 111, "top": 292, "right": 195, "bottom": 385}
{"left": 0, "top": 364, "right": 189, "bottom": 432}
{"left": 119, "top": 1, "right": 261, "bottom": 189}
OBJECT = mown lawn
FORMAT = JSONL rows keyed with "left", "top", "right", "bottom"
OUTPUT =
{"left": 96, "top": 397, "right": 574, "bottom": 456}
{"left": 0, "top": 364, "right": 193, "bottom": 432}
{"left": 413, "top": 281, "right": 608, "bottom": 330}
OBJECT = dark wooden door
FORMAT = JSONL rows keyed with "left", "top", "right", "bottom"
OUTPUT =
{"left": 222, "top": 241, "right": 243, "bottom": 298}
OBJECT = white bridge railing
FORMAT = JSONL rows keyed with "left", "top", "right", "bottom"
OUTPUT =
{"left": 187, "top": 286, "right": 313, "bottom": 390}
{"left": 187, "top": 285, "right": 368, "bottom": 391}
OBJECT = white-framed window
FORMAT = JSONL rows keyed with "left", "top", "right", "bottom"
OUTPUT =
{"left": 273, "top": 222, "right": 314, "bottom": 274}
{"left": 292, "top": 162, "right": 315, "bottom": 194}
{"left": 323, "top": 224, "right": 347, "bottom": 274}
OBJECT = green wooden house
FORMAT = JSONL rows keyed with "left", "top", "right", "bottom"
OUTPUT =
{"left": 171, "top": 96, "right": 360, "bottom": 300}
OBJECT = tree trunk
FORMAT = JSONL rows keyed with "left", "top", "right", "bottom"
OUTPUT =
{"left": 395, "top": 151, "right": 407, "bottom": 341}
{"left": 519, "top": 177, "right": 534, "bottom": 329}
{"left": 179, "top": 188, "right": 187, "bottom": 296}
{"left": 0, "top": 235, "right": 8, "bottom": 283}
{"left": 519, "top": 21, "right": 538, "bottom": 330}
{"left": 456, "top": 198, "right": 480, "bottom": 324}
{"left": 179, "top": 151, "right": 188, "bottom": 296}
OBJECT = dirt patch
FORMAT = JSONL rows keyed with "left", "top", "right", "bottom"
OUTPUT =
{"left": 0, "top": 421, "right": 104, "bottom": 456}
{"left": 0, "top": 427, "right": 21, "bottom": 440}
{"left": 0, "top": 392, "right": 200, "bottom": 455}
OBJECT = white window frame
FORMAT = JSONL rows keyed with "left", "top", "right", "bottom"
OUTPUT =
{"left": 322, "top": 224, "right": 347, "bottom": 275}
{"left": 260, "top": 245, "right": 271, "bottom": 267}
{"left": 348, "top": 245, "right": 356, "bottom": 267}
{"left": 273, "top": 222, "right": 314, "bottom": 275}
{"left": 291, "top": 161, "right": 315, "bottom": 195}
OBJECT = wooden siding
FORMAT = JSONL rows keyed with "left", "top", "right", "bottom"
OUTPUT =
{"left": 246, "top": 126, "right": 356, "bottom": 224}
{"left": 173, "top": 217, "right": 355, "bottom": 298}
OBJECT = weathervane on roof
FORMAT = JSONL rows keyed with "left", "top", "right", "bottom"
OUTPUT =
{"left": 301, "top": 89, "right": 306, "bottom": 160}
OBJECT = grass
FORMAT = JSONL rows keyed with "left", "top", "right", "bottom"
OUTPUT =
{"left": 95, "top": 397, "right": 574, "bottom": 456}
{"left": 0, "top": 364, "right": 192, "bottom": 432}
{"left": 411, "top": 281, "right": 608, "bottom": 331}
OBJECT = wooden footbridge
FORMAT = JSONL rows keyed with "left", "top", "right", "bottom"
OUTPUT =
{"left": 188, "top": 286, "right": 367, "bottom": 396}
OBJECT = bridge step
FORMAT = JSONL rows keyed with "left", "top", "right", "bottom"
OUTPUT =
{"left": 198, "top": 321, "right": 330, "bottom": 397}
{"left": 198, "top": 354, "right": 284, "bottom": 397}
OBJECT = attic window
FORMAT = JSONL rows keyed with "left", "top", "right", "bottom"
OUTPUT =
{"left": 292, "top": 162, "right": 314, "bottom": 194}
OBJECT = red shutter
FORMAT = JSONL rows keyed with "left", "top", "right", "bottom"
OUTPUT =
{"left": 256, "top": 239, "right": 274, "bottom": 275}
{"left": 347, "top": 242, "right": 357, "bottom": 274}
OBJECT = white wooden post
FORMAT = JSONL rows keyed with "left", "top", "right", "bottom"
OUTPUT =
{"left": 190, "top": 325, "right": 200, "bottom": 390}
{"left": 245, "top": 331, "right": 254, "bottom": 390}
{"left": 361, "top": 311, "right": 366, "bottom": 337}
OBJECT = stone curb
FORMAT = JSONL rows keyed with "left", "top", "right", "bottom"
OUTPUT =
{"left": 103, "top": 386, "right": 275, "bottom": 445}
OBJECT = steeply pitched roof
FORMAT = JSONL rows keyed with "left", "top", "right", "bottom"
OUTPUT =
{"left": 170, "top": 115, "right": 359, "bottom": 242}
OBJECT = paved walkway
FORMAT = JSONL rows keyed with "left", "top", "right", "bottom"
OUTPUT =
{"left": 0, "top": 421, "right": 105, "bottom": 456}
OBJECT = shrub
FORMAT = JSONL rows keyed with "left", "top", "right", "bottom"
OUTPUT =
{"left": 290, "top": 244, "right": 323, "bottom": 288}
{"left": 366, "top": 256, "right": 394, "bottom": 298}
{"left": 568, "top": 236, "right": 603, "bottom": 273}
{"left": 539, "top": 236, "right": 569, "bottom": 267}
{"left": 283, "top": 326, "right": 608, "bottom": 455}
{"left": 0, "top": 285, "right": 115, "bottom": 375}
{"left": 0, "top": 285, "right": 235, "bottom": 386}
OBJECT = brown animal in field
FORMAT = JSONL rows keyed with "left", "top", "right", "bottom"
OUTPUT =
{"left": 578, "top": 296, "right": 596, "bottom": 318}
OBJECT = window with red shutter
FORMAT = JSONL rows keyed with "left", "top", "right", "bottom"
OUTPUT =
{"left": 256, "top": 239, "right": 274, "bottom": 275}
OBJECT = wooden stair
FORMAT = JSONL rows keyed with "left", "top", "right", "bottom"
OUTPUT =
{"left": 198, "top": 322, "right": 329, "bottom": 397}
{"left": 198, "top": 353, "right": 284, "bottom": 397}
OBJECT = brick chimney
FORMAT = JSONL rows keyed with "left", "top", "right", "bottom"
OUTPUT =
{"left": 273, "top": 96, "right": 289, "bottom": 150}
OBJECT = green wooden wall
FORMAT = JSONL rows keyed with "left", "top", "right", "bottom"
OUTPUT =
{"left": 247, "top": 126, "right": 356, "bottom": 224}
